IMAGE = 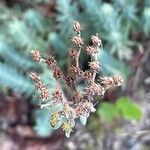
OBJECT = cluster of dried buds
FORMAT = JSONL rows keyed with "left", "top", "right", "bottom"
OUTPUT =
{"left": 29, "top": 21, "right": 123, "bottom": 137}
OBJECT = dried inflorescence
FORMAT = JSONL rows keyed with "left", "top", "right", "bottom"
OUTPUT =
{"left": 28, "top": 21, "right": 123, "bottom": 137}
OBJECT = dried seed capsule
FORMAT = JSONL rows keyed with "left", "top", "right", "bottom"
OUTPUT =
{"left": 40, "top": 87, "right": 49, "bottom": 100}
{"left": 83, "top": 83, "right": 105, "bottom": 97}
{"left": 53, "top": 88, "right": 63, "bottom": 102}
{"left": 68, "top": 49, "right": 78, "bottom": 59}
{"left": 71, "top": 35, "right": 84, "bottom": 45}
{"left": 89, "top": 61, "right": 101, "bottom": 72}
{"left": 68, "top": 65, "right": 82, "bottom": 77}
{"left": 35, "top": 81, "right": 45, "bottom": 90}
{"left": 86, "top": 46, "right": 98, "bottom": 55}
{"left": 30, "top": 50, "right": 42, "bottom": 62}
{"left": 46, "top": 55, "right": 56, "bottom": 68}
{"left": 91, "top": 34, "right": 101, "bottom": 47}
{"left": 72, "top": 21, "right": 82, "bottom": 33}
{"left": 99, "top": 76, "right": 114, "bottom": 89}
{"left": 113, "top": 75, "right": 123, "bottom": 86}
{"left": 53, "top": 67, "right": 62, "bottom": 80}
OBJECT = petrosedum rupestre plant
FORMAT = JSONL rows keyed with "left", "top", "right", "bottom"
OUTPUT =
{"left": 28, "top": 21, "right": 123, "bottom": 137}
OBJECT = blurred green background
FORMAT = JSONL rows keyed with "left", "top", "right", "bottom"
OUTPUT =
{"left": 0, "top": 0, "right": 150, "bottom": 150}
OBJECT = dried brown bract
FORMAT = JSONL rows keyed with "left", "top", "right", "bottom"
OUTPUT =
{"left": 28, "top": 21, "right": 123, "bottom": 137}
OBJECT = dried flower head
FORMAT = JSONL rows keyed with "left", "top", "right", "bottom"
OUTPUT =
{"left": 53, "top": 88, "right": 63, "bottom": 102}
{"left": 64, "top": 76, "right": 75, "bottom": 86}
{"left": 68, "top": 49, "right": 78, "bottom": 59}
{"left": 71, "top": 35, "right": 84, "bottom": 46}
{"left": 91, "top": 34, "right": 102, "bottom": 47}
{"left": 46, "top": 55, "right": 56, "bottom": 68}
{"left": 82, "top": 71, "right": 93, "bottom": 80}
{"left": 89, "top": 61, "right": 101, "bottom": 72}
{"left": 84, "top": 83, "right": 105, "bottom": 97}
{"left": 99, "top": 76, "right": 114, "bottom": 89}
{"left": 53, "top": 67, "right": 62, "bottom": 79}
{"left": 86, "top": 46, "right": 98, "bottom": 55}
{"left": 113, "top": 75, "right": 124, "bottom": 86}
{"left": 30, "top": 50, "right": 43, "bottom": 62}
{"left": 68, "top": 65, "right": 82, "bottom": 77}
{"left": 35, "top": 81, "right": 45, "bottom": 90}
{"left": 40, "top": 87, "right": 49, "bottom": 100}
{"left": 72, "top": 91, "right": 83, "bottom": 103}
{"left": 29, "top": 21, "right": 123, "bottom": 138}
{"left": 72, "top": 21, "right": 82, "bottom": 33}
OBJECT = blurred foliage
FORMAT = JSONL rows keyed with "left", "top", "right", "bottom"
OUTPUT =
{"left": 49, "top": 0, "right": 150, "bottom": 77}
{"left": 0, "top": 2, "right": 56, "bottom": 136}
{"left": 97, "top": 97, "right": 142, "bottom": 122}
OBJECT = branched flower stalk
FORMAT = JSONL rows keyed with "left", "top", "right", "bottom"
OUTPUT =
{"left": 28, "top": 21, "right": 123, "bottom": 137}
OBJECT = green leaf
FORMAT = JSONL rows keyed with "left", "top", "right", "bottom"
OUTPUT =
{"left": 97, "top": 102, "right": 119, "bottom": 122}
{"left": 34, "top": 109, "right": 54, "bottom": 137}
{"left": 116, "top": 97, "right": 142, "bottom": 121}
{"left": 24, "top": 9, "right": 47, "bottom": 34}
{"left": 0, "top": 63, "right": 34, "bottom": 96}
{"left": 98, "top": 49, "right": 132, "bottom": 77}
{"left": 80, "top": 115, "right": 88, "bottom": 126}
{"left": 0, "top": 43, "right": 33, "bottom": 71}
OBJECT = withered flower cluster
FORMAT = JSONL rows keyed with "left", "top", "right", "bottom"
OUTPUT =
{"left": 29, "top": 21, "right": 123, "bottom": 137}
